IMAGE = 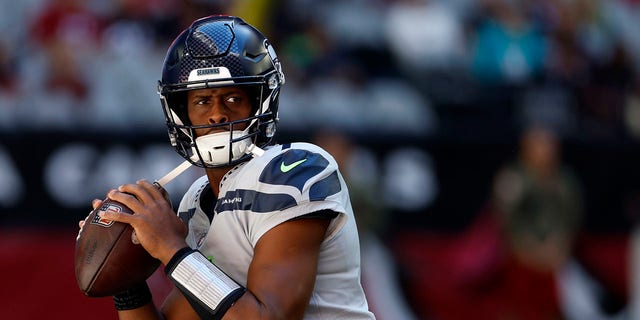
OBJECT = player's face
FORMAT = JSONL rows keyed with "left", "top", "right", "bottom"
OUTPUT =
{"left": 187, "top": 86, "right": 253, "bottom": 137}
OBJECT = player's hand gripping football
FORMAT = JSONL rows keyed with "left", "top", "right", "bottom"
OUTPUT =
{"left": 95, "top": 180, "right": 188, "bottom": 264}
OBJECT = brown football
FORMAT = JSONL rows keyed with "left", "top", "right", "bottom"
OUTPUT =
{"left": 74, "top": 198, "right": 160, "bottom": 297}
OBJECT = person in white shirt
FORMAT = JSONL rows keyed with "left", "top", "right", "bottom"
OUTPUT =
{"left": 91, "top": 15, "right": 375, "bottom": 320}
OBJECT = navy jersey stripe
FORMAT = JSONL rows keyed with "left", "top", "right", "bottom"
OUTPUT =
{"left": 259, "top": 149, "right": 329, "bottom": 193}
{"left": 215, "top": 189, "right": 297, "bottom": 213}
{"left": 178, "top": 208, "right": 196, "bottom": 224}
{"left": 310, "top": 171, "right": 341, "bottom": 201}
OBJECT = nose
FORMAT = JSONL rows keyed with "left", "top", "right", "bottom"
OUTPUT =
{"left": 208, "top": 101, "right": 229, "bottom": 125}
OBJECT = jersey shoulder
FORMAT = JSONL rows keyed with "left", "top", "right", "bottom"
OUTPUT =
{"left": 256, "top": 142, "right": 339, "bottom": 195}
{"left": 216, "top": 143, "right": 344, "bottom": 213}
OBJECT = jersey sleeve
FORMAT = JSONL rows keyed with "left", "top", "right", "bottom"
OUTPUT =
{"left": 176, "top": 175, "right": 213, "bottom": 249}
{"left": 215, "top": 143, "right": 349, "bottom": 246}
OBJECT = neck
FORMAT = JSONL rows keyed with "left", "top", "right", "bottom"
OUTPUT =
{"left": 205, "top": 167, "right": 233, "bottom": 198}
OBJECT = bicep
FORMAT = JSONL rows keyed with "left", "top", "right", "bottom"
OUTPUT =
{"left": 228, "top": 216, "right": 330, "bottom": 319}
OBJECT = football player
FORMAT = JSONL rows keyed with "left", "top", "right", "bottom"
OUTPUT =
{"left": 93, "top": 15, "right": 375, "bottom": 319}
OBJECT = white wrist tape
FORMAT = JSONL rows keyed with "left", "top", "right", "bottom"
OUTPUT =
{"left": 168, "top": 250, "right": 243, "bottom": 313}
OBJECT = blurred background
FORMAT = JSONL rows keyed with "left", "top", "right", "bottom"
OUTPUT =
{"left": 1, "top": 0, "right": 640, "bottom": 319}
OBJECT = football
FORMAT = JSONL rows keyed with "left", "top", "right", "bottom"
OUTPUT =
{"left": 74, "top": 198, "right": 160, "bottom": 297}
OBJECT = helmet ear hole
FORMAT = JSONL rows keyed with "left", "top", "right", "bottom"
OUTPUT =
{"left": 242, "top": 85, "right": 263, "bottom": 115}
{"left": 167, "top": 91, "right": 190, "bottom": 125}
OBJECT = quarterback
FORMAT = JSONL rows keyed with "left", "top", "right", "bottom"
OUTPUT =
{"left": 93, "top": 15, "right": 375, "bottom": 319}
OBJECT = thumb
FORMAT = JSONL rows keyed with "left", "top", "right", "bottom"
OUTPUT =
{"left": 92, "top": 199, "right": 103, "bottom": 210}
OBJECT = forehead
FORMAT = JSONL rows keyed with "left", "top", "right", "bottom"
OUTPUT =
{"left": 187, "top": 86, "right": 249, "bottom": 98}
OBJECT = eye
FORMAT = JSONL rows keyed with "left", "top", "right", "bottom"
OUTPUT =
{"left": 226, "top": 96, "right": 241, "bottom": 103}
{"left": 194, "top": 97, "right": 209, "bottom": 106}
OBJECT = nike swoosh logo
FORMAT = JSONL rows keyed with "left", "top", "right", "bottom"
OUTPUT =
{"left": 280, "top": 158, "right": 307, "bottom": 173}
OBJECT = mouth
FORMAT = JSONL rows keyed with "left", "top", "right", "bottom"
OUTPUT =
{"left": 207, "top": 129, "right": 228, "bottom": 134}
{"left": 198, "top": 127, "right": 229, "bottom": 137}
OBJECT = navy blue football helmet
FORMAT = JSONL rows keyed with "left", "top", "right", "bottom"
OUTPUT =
{"left": 158, "top": 15, "right": 285, "bottom": 168}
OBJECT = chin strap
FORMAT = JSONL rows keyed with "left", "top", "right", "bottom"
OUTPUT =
{"left": 155, "top": 159, "right": 193, "bottom": 187}
{"left": 245, "top": 143, "right": 265, "bottom": 158}
{"left": 154, "top": 141, "right": 264, "bottom": 188}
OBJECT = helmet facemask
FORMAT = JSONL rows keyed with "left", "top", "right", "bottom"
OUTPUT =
{"left": 159, "top": 77, "right": 280, "bottom": 168}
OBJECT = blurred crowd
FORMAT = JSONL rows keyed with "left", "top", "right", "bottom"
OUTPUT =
{"left": 2, "top": 0, "right": 640, "bottom": 319}
{"left": 1, "top": 0, "right": 639, "bottom": 140}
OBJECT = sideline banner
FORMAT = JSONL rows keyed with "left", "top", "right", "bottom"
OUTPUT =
{"left": 0, "top": 131, "right": 633, "bottom": 232}
{"left": 0, "top": 131, "right": 200, "bottom": 225}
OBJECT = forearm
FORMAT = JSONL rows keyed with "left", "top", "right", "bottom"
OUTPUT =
{"left": 112, "top": 283, "right": 164, "bottom": 320}
{"left": 165, "top": 248, "right": 246, "bottom": 319}
{"left": 164, "top": 248, "right": 303, "bottom": 320}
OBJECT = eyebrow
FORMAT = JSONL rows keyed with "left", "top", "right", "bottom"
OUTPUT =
{"left": 190, "top": 93, "right": 211, "bottom": 100}
{"left": 190, "top": 88, "right": 247, "bottom": 99}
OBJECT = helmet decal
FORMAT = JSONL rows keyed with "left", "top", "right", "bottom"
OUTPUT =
{"left": 187, "top": 67, "right": 234, "bottom": 88}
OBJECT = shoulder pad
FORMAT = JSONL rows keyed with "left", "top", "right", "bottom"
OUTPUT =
{"left": 259, "top": 148, "right": 341, "bottom": 199}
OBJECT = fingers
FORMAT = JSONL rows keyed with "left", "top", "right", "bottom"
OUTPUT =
{"left": 92, "top": 199, "right": 103, "bottom": 210}
{"left": 97, "top": 204, "right": 135, "bottom": 224}
{"left": 78, "top": 209, "right": 93, "bottom": 231}
{"left": 110, "top": 180, "right": 165, "bottom": 206}
{"left": 100, "top": 179, "right": 168, "bottom": 223}
{"left": 130, "top": 179, "right": 162, "bottom": 197}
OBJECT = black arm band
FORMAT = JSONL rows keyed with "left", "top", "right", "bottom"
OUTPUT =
{"left": 113, "top": 282, "right": 152, "bottom": 311}
{"left": 165, "top": 246, "right": 194, "bottom": 270}
{"left": 165, "top": 247, "right": 246, "bottom": 320}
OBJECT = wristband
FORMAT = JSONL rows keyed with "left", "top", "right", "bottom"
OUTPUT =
{"left": 113, "top": 282, "right": 152, "bottom": 311}
{"left": 165, "top": 247, "right": 245, "bottom": 319}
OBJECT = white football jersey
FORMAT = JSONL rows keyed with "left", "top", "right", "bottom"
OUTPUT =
{"left": 176, "top": 142, "right": 375, "bottom": 319}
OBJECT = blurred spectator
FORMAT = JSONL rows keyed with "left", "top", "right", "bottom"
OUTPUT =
{"left": 387, "top": 126, "right": 582, "bottom": 319}
{"left": 29, "top": 0, "right": 103, "bottom": 50}
{"left": 513, "top": 0, "right": 592, "bottom": 139}
{"left": 279, "top": 50, "right": 437, "bottom": 136}
{"left": 384, "top": 0, "right": 467, "bottom": 74}
{"left": 446, "top": 124, "right": 585, "bottom": 320}
{"left": 470, "top": 0, "right": 548, "bottom": 85}
{"left": 279, "top": 20, "right": 340, "bottom": 82}
{"left": 544, "top": 0, "right": 632, "bottom": 139}
{"left": 540, "top": 0, "right": 593, "bottom": 86}
{"left": 317, "top": 0, "right": 386, "bottom": 49}
{"left": 89, "top": 0, "right": 166, "bottom": 130}
{"left": 492, "top": 125, "right": 583, "bottom": 273}
{"left": 19, "top": 37, "right": 93, "bottom": 129}
{"left": 20, "top": 0, "right": 104, "bottom": 129}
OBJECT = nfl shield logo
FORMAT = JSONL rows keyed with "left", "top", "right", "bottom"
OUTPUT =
{"left": 90, "top": 203, "right": 122, "bottom": 227}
